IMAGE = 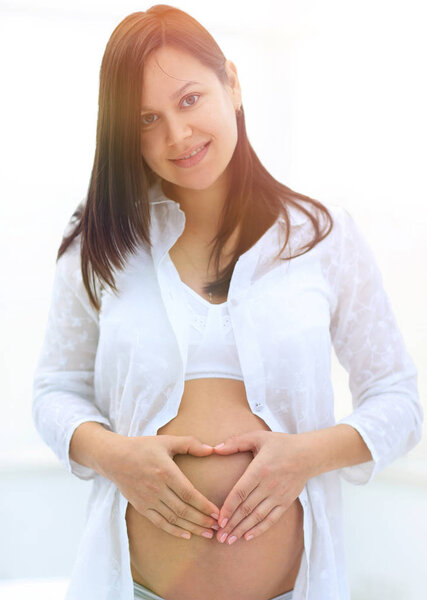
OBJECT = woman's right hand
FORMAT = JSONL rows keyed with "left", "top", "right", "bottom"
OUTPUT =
{"left": 104, "top": 434, "right": 220, "bottom": 540}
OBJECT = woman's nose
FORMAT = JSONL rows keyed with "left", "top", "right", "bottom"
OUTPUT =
{"left": 165, "top": 115, "right": 193, "bottom": 147}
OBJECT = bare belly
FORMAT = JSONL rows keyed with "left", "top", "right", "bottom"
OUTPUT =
{"left": 125, "top": 378, "right": 304, "bottom": 600}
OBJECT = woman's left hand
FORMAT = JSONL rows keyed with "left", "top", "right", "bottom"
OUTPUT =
{"left": 212, "top": 430, "right": 314, "bottom": 545}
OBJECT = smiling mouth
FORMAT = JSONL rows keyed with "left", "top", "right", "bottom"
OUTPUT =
{"left": 171, "top": 142, "right": 210, "bottom": 161}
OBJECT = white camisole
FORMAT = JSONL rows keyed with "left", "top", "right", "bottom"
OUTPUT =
{"left": 181, "top": 280, "right": 244, "bottom": 382}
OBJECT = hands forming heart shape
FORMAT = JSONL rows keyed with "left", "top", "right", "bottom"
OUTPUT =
{"left": 206, "top": 430, "right": 313, "bottom": 545}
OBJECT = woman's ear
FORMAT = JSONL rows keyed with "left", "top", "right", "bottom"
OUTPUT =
{"left": 224, "top": 59, "right": 242, "bottom": 111}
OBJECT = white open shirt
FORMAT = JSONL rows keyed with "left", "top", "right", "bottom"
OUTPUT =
{"left": 32, "top": 177, "right": 423, "bottom": 600}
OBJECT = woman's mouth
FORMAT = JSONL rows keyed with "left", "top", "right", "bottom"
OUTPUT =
{"left": 170, "top": 141, "right": 211, "bottom": 168}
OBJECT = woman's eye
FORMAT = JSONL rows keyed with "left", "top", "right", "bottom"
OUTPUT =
{"left": 141, "top": 94, "right": 200, "bottom": 127}
{"left": 141, "top": 113, "right": 158, "bottom": 126}
{"left": 181, "top": 93, "right": 200, "bottom": 107}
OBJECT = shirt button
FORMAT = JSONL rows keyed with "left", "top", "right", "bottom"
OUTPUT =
{"left": 254, "top": 402, "right": 263, "bottom": 411}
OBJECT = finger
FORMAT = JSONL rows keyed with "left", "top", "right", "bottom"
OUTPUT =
{"left": 143, "top": 507, "right": 194, "bottom": 540}
{"left": 215, "top": 486, "right": 266, "bottom": 541}
{"left": 166, "top": 461, "right": 220, "bottom": 521}
{"left": 216, "top": 461, "right": 260, "bottom": 529}
{"left": 213, "top": 432, "right": 261, "bottom": 455}
{"left": 170, "top": 435, "right": 215, "bottom": 458}
{"left": 156, "top": 499, "right": 217, "bottom": 539}
{"left": 142, "top": 507, "right": 204, "bottom": 540}
{"left": 162, "top": 485, "right": 219, "bottom": 531}
{"left": 218, "top": 497, "right": 276, "bottom": 544}
{"left": 217, "top": 467, "right": 284, "bottom": 537}
{"left": 240, "top": 504, "right": 287, "bottom": 543}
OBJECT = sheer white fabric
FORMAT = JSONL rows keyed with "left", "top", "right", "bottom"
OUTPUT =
{"left": 32, "top": 177, "right": 422, "bottom": 600}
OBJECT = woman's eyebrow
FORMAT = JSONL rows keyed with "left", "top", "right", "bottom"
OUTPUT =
{"left": 141, "top": 81, "right": 201, "bottom": 112}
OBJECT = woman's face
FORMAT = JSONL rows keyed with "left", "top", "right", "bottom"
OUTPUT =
{"left": 140, "top": 45, "right": 241, "bottom": 192}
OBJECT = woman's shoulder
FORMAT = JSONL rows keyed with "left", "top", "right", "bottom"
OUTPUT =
{"left": 316, "top": 201, "right": 369, "bottom": 255}
{"left": 54, "top": 202, "right": 103, "bottom": 304}
{"left": 319, "top": 199, "right": 354, "bottom": 227}
{"left": 278, "top": 198, "right": 351, "bottom": 253}
{"left": 280, "top": 197, "right": 347, "bottom": 226}
{"left": 56, "top": 206, "right": 84, "bottom": 276}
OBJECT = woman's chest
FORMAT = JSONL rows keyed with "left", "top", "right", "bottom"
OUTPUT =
{"left": 95, "top": 249, "right": 333, "bottom": 395}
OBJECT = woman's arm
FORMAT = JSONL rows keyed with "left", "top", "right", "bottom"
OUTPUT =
{"left": 298, "top": 424, "right": 373, "bottom": 478}
{"left": 32, "top": 233, "right": 114, "bottom": 480}
{"left": 330, "top": 207, "right": 423, "bottom": 485}
{"left": 69, "top": 421, "right": 121, "bottom": 478}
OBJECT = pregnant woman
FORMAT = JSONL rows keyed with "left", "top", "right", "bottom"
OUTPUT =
{"left": 32, "top": 5, "right": 422, "bottom": 600}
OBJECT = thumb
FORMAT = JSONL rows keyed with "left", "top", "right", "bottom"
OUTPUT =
{"left": 169, "top": 435, "right": 214, "bottom": 457}
{"left": 213, "top": 432, "right": 259, "bottom": 455}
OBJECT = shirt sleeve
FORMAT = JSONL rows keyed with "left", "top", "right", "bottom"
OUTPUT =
{"left": 32, "top": 231, "right": 113, "bottom": 481}
{"left": 330, "top": 207, "right": 423, "bottom": 485}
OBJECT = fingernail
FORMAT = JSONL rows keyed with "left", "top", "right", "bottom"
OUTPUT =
{"left": 181, "top": 532, "right": 191, "bottom": 539}
{"left": 228, "top": 535, "right": 237, "bottom": 545}
{"left": 211, "top": 513, "right": 219, "bottom": 519}
{"left": 202, "top": 444, "right": 213, "bottom": 448}
{"left": 245, "top": 534, "right": 254, "bottom": 541}
{"left": 211, "top": 524, "right": 219, "bottom": 530}
{"left": 220, "top": 532, "right": 228, "bottom": 543}
{"left": 220, "top": 517, "right": 228, "bottom": 528}
{"left": 202, "top": 531, "right": 213, "bottom": 538}
{"left": 214, "top": 443, "right": 225, "bottom": 449}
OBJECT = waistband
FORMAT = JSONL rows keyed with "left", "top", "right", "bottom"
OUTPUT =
{"left": 133, "top": 580, "right": 294, "bottom": 600}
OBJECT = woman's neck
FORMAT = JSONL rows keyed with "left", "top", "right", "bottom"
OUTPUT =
{"left": 161, "top": 172, "right": 230, "bottom": 238}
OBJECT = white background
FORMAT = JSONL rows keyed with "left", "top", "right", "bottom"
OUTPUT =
{"left": 0, "top": 1, "right": 426, "bottom": 598}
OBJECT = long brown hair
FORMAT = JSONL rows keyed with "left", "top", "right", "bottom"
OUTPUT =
{"left": 57, "top": 4, "right": 333, "bottom": 311}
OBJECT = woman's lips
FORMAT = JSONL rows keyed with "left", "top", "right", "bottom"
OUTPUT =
{"left": 170, "top": 141, "right": 210, "bottom": 168}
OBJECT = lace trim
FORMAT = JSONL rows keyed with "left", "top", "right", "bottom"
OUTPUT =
{"left": 190, "top": 313, "right": 232, "bottom": 334}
